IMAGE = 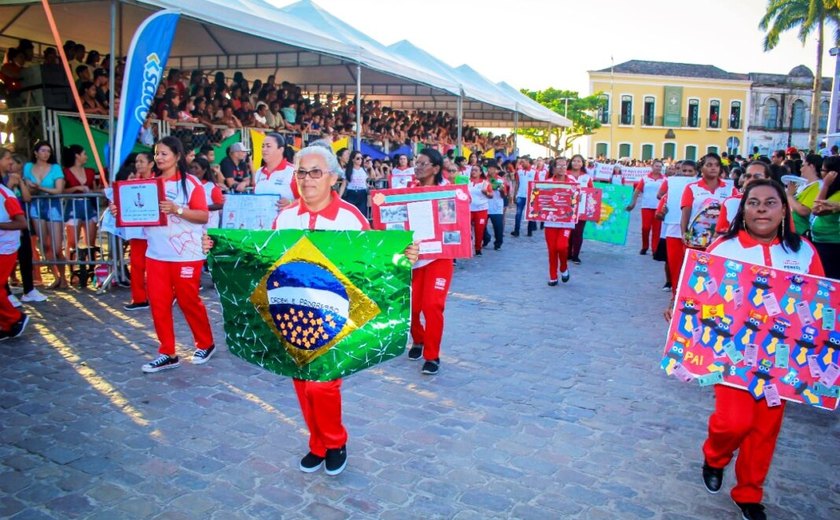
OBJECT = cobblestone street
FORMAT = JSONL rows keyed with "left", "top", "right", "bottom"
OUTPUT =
{"left": 1, "top": 212, "right": 838, "bottom": 519}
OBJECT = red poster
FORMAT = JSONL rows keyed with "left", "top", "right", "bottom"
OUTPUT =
{"left": 526, "top": 181, "right": 578, "bottom": 226}
{"left": 578, "top": 187, "right": 602, "bottom": 222}
{"left": 663, "top": 250, "right": 840, "bottom": 411}
{"left": 370, "top": 185, "right": 472, "bottom": 260}
{"left": 114, "top": 178, "right": 166, "bottom": 227}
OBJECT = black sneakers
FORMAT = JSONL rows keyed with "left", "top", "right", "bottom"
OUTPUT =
{"left": 124, "top": 301, "right": 150, "bottom": 311}
{"left": 547, "top": 280, "right": 558, "bottom": 287}
{"left": 639, "top": 248, "right": 648, "bottom": 255}
{"left": 142, "top": 354, "right": 180, "bottom": 373}
{"left": 299, "top": 452, "right": 325, "bottom": 473}
{"left": 735, "top": 502, "right": 766, "bottom": 520}
{"left": 702, "top": 462, "right": 724, "bottom": 494}
{"left": 570, "top": 257, "right": 581, "bottom": 265}
{"left": 192, "top": 345, "right": 216, "bottom": 365}
{"left": 561, "top": 271, "right": 571, "bottom": 283}
{"left": 324, "top": 445, "right": 347, "bottom": 476}
{"left": 407, "top": 345, "right": 423, "bottom": 360}
{"left": 9, "top": 313, "right": 29, "bottom": 339}
{"left": 422, "top": 359, "right": 440, "bottom": 375}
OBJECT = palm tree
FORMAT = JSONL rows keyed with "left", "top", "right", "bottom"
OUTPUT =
{"left": 760, "top": 0, "right": 840, "bottom": 150}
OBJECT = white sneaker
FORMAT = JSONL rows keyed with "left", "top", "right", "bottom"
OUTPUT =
{"left": 21, "top": 289, "right": 48, "bottom": 303}
{"left": 8, "top": 294, "right": 21, "bottom": 308}
{"left": 9, "top": 285, "right": 23, "bottom": 295}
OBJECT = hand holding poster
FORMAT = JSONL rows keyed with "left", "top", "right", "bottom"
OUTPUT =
{"left": 662, "top": 250, "right": 839, "bottom": 411}
{"left": 113, "top": 179, "right": 165, "bottom": 227}
{"left": 207, "top": 229, "right": 412, "bottom": 381}
{"left": 221, "top": 194, "right": 280, "bottom": 230}
{"left": 370, "top": 185, "right": 472, "bottom": 259}
{"left": 526, "top": 181, "right": 578, "bottom": 226}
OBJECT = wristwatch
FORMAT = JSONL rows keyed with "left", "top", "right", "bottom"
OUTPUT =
{"left": 176, "top": 206, "right": 184, "bottom": 216}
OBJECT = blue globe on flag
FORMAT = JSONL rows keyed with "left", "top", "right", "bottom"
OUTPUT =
{"left": 266, "top": 261, "right": 349, "bottom": 352}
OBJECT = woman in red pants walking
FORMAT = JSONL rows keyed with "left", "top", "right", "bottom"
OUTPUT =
{"left": 626, "top": 159, "right": 665, "bottom": 255}
{"left": 112, "top": 137, "right": 215, "bottom": 373}
{"left": 406, "top": 148, "right": 453, "bottom": 376}
{"left": 123, "top": 151, "right": 155, "bottom": 311}
{"left": 543, "top": 157, "right": 577, "bottom": 285}
{"left": 468, "top": 164, "right": 492, "bottom": 255}
{"left": 676, "top": 180, "right": 824, "bottom": 520}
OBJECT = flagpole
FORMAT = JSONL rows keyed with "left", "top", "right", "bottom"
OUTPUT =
{"left": 108, "top": 0, "right": 116, "bottom": 178}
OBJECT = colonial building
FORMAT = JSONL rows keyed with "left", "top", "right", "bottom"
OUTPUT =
{"left": 746, "top": 65, "right": 832, "bottom": 156}
{"left": 588, "top": 60, "right": 751, "bottom": 161}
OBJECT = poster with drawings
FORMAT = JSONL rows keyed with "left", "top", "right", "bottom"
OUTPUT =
{"left": 222, "top": 194, "right": 280, "bottom": 230}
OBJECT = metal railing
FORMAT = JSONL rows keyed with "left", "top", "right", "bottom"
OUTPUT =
{"left": 23, "top": 193, "right": 117, "bottom": 292}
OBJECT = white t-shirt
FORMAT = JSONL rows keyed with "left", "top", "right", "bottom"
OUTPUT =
{"left": 273, "top": 192, "right": 369, "bottom": 231}
{"left": 516, "top": 168, "right": 536, "bottom": 198}
{"left": 0, "top": 185, "right": 23, "bottom": 255}
{"left": 390, "top": 167, "right": 414, "bottom": 189}
{"left": 468, "top": 180, "right": 490, "bottom": 212}
{"left": 346, "top": 168, "right": 368, "bottom": 191}
{"left": 144, "top": 173, "right": 208, "bottom": 262}
{"left": 254, "top": 160, "right": 296, "bottom": 199}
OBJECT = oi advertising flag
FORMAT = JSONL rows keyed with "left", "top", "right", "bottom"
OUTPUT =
{"left": 112, "top": 10, "right": 180, "bottom": 174}
{"left": 207, "top": 229, "right": 413, "bottom": 381}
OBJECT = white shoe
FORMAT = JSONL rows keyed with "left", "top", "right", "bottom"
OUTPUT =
{"left": 21, "top": 289, "right": 48, "bottom": 303}
{"left": 8, "top": 294, "right": 21, "bottom": 308}
{"left": 9, "top": 285, "right": 23, "bottom": 295}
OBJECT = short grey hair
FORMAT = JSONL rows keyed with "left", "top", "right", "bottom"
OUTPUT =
{"left": 295, "top": 139, "right": 343, "bottom": 179}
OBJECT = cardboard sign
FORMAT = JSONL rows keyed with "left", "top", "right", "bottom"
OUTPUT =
{"left": 578, "top": 187, "right": 603, "bottom": 222}
{"left": 526, "top": 181, "right": 578, "bottom": 226}
{"left": 114, "top": 178, "right": 165, "bottom": 227}
{"left": 370, "top": 185, "right": 472, "bottom": 260}
{"left": 221, "top": 194, "right": 279, "bottom": 230}
{"left": 662, "top": 250, "right": 840, "bottom": 411}
{"left": 582, "top": 182, "right": 632, "bottom": 245}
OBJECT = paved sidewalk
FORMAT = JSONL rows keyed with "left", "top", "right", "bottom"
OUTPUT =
{"left": 1, "top": 212, "right": 838, "bottom": 519}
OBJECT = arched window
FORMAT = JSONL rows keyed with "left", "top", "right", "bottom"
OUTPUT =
{"left": 729, "top": 101, "right": 742, "bottom": 129}
{"left": 819, "top": 100, "right": 829, "bottom": 131}
{"left": 791, "top": 99, "right": 806, "bottom": 130}
{"left": 687, "top": 99, "right": 700, "bottom": 128}
{"left": 765, "top": 98, "right": 779, "bottom": 130}
{"left": 620, "top": 95, "right": 633, "bottom": 125}
{"left": 598, "top": 94, "right": 610, "bottom": 125}
{"left": 643, "top": 96, "right": 655, "bottom": 126}
{"left": 708, "top": 100, "right": 720, "bottom": 128}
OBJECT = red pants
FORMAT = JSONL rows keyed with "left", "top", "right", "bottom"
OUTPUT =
{"left": 146, "top": 258, "right": 214, "bottom": 356}
{"left": 471, "top": 210, "right": 488, "bottom": 253}
{"left": 0, "top": 253, "right": 22, "bottom": 332}
{"left": 293, "top": 378, "right": 347, "bottom": 457}
{"left": 703, "top": 385, "right": 785, "bottom": 503}
{"left": 544, "top": 227, "right": 571, "bottom": 280}
{"left": 129, "top": 239, "right": 148, "bottom": 304}
{"left": 666, "top": 237, "right": 686, "bottom": 297}
{"left": 411, "top": 259, "right": 453, "bottom": 361}
{"left": 641, "top": 208, "right": 661, "bottom": 252}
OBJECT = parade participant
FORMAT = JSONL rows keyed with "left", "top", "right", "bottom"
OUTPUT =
{"left": 389, "top": 153, "right": 414, "bottom": 189}
{"left": 341, "top": 150, "right": 369, "bottom": 218}
{"left": 662, "top": 160, "right": 697, "bottom": 296}
{"left": 610, "top": 164, "right": 623, "bottom": 185}
{"left": 0, "top": 149, "right": 29, "bottom": 341}
{"left": 625, "top": 159, "right": 665, "bottom": 255}
{"left": 3, "top": 152, "right": 45, "bottom": 303}
{"left": 206, "top": 142, "right": 417, "bottom": 476}
{"left": 691, "top": 179, "right": 824, "bottom": 520}
{"left": 253, "top": 133, "right": 297, "bottom": 205}
{"left": 468, "top": 164, "right": 492, "bottom": 256}
{"left": 484, "top": 161, "right": 506, "bottom": 250}
{"left": 123, "top": 152, "right": 155, "bottom": 311}
{"left": 511, "top": 157, "right": 536, "bottom": 237}
{"left": 407, "top": 148, "right": 453, "bottom": 376}
{"left": 810, "top": 161, "right": 840, "bottom": 279}
{"left": 534, "top": 157, "right": 549, "bottom": 181}
{"left": 191, "top": 157, "right": 224, "bottom": 230}
{"left": 786, "top": 153, "right": 823, "bottom": 236}
{"left": 112, "top": 137, "right": 215, "bottom": 372}
{"left": 715, "top": 161, "right": 770, "bottom": 235}
{"left": 680, "top": 153, "right": 735, "bottom": 251}
{"left": 568, "top": 154, "right": 593, "bottom": 264}
{"left": 543, "top": 157, "right": 577, "bottom": 286}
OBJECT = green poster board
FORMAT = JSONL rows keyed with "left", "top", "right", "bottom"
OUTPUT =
{"left": 582, "top": 182, "right": 632, "bottom": 245}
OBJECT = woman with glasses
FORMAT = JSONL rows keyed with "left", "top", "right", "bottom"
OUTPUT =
{"left": 684, "top": 179, "right": 824, "bottom": 520}
{"left": 407, "top": 149, "right": 453, "bottom": 376}
{"left": 341, "top": 151, "right": 369, "bottom": 218}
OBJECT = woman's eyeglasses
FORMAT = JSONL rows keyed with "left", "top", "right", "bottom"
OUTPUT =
{"left": 295, "top": 168, "right": 325, "bottom": 179}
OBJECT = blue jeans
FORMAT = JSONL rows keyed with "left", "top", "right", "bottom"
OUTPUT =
{"left": 484, "top": 213, "right": 504, "bottom": 248}
{"left": 514, "top": 197, "right": 526, "bottom": 234}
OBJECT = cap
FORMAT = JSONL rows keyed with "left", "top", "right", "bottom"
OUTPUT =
{"left": 230, "top": 142, "right": 249, "bottom": 153}
{"left": 786, "top": 146, "right": 799, "bottom": 155}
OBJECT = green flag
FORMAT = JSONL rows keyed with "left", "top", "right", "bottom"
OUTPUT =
{"left": 58, "top": 115, "right": 150, "bottom": 170}
{"left": 207, "top": 229, "right": 412, "bottom": 381}
{"left": 582, "top": 182, "right": 633, "bottom": 245}
{"left": 196, "top": 131, "right": 241, "bottom": 166}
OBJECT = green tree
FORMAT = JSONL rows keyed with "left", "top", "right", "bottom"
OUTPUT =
{"left": 516, "top": 88, "right": 603, "bottom": 156}
{"left": 760, "top": 0, "right": 840, "bottom": 150}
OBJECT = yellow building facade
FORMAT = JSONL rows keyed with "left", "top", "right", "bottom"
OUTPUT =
{"left": 587, "top": 61, "right": 751, "bottom": 161}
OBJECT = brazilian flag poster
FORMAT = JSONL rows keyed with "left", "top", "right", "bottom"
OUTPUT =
{"left": 207, "top": 229, "right": 413, "bottom": 381}
{"left": 583, "top": 182, "right": 632, "bottom": 245}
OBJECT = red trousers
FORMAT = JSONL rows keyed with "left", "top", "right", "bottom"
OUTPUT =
{"left": 471, "top": 210, "right": 488, "bottom": 253}
{"left": 411, "top": 259, "right": 453, "bottom": 361}
{"left": 666, "top": 237, "right": 686, "bottom": 297}
{"left": 0, "top": 253, "right": 22, "bottom": 332}
{"left": 146, "top": 258, "right": 214, "bottom": 356}
{"left": 129, "top": 239, "right": 148, "bottom": 304}
{"left": 544, "top": 227, "right": 571, "bottom": 280}
{"left": 293, "top": 378, "right": 347, "bottom": 457}
{"left": 703, "top": 385, "right": 786, "bottom": 503}
{"left": 641, "top": 208, "right": 661, "bottom": 252}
